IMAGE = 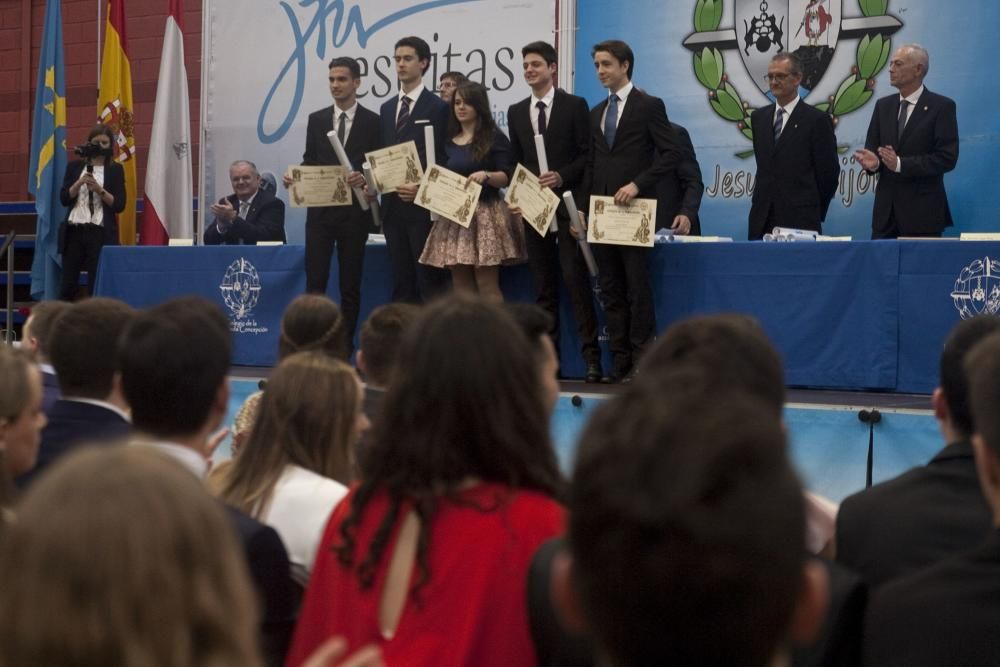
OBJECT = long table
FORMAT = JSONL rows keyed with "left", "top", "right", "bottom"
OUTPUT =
{"left": 94, "top": 240, "right": 1000, "bottom": 393}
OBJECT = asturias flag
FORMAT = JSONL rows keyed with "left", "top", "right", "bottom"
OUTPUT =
{"left": 27, "top": 0, "right": 67, "bottom": 301}
{"left": 141, "top": 0, "right": 193, "bottom": 244}
{"left": 97, "top": 0, "right": 137, "bottom": 245}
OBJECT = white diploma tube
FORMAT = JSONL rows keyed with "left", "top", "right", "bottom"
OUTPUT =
{"left": 326, "top": 131, "right": 370, "bottom": 211}
{"left": 535, "top": 134, "right": 557, "bottom": 233}
{"left": 561, "top": 192, "right": 599, "bottom": 277}
{"left": 424, "top": 125, "right": 439, "bottom": 222}
{"left": 362, "top": 161, "right": 381, "bottom": 229}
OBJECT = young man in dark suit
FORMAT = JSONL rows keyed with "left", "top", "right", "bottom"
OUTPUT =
{"left": 204, "top": 160, "right": 286, "bottom": 245}
{"left": 577, "top": 40, "right": 685, "bottom": 382}
{"left": 378, "top": 36, "right": 450, "bottom": 302}
{"left": 507, "top": 41, "right": 601, "bottom": 383}
{"left": 863, "top": 331, "right": 1000, "bottom": 666}
{"left": 655, "top": 122, "right": 705, "bottom": 236}
{"left": 748, "top": 52, "right": 839, "bottom": 240}
{"left": 284, "top": 56, "right": 381, "bottom": 350}
{"left": 854, "top": 44, "right": 959, "bottom": 239}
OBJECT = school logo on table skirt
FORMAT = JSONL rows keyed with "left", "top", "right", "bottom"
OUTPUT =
{"left": 952, "top": 257, "right": 1000, "bottom": 319}
{"left": 220, "top": 258, "right": 269, "bottom": 334}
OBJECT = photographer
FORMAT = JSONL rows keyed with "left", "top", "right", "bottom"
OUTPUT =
{"left": 58, "top": 124, "right": 126, "bottom": 301}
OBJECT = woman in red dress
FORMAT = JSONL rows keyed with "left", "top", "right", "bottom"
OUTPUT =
{"left": 286, "top": 296, "right": 565, "bottom": 667}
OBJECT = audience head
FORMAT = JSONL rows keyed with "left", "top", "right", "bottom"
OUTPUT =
{"left": 221, "top": 352, "right": 366, "bottom": 517}
{"left": 278, "top": 294, "right": 346, "bottom": 361}
{"left": 48, "top": 297, "right": 134, "bottom": 400}
{"left": 119, "top": 297, "right": 231, "bottom": 440}
{"left": 966, "top": 333, "right": 1000, "bottom": 509}
{"left": 0, "top": 347, "right": 47, "bottom": 481}
{"left": 506, "top": 303, "right": 560, "bottom": 416}
{"left": 22, "top": 300, "right": 72, "bottom": 361}
{"left": 638, "top": 313, "right": 785, "bottom": 416}
{"left": 437, "top": 71, "right": 467, "bottom": 102}
{"left": 357, "top": 303, "right": 420, "bottom": 389}
{"left": 936, "top": 314, "right": 1000, "bottom": 439}
{"left": 230, "top": 391, "right": 263, "bottom": 458}
{"left": 0, "top": 446, "right": 260, "bottom": 667}
{"left": 560, "top": 382, "right": 826, "bottom": 666}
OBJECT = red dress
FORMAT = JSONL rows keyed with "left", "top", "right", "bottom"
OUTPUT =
{"left": 285, "top": 482, "right": 564, "bottom": 667}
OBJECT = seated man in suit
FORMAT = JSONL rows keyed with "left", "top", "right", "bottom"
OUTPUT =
{"left": 836, "top": 315, "right": 1000, "bottom": 587}
{"left": 656, "top": 122, "right": 705, "bottom": 236}
{"left": 21, "top": 299, "right": 72, "bottom": 414}
{"left": 118, "top": 296, "right": 297, "bottom": 665}
{"left": 205, "top": 160, "right": 286, "bottom": 245}
{"left": 17, "top": 298, "right": 134, "bottom": 488}
{"left": 863, "top": 332, "right": 1000, "bottom": 666}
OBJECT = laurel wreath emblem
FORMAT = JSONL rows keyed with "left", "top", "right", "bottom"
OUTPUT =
{"left": 691, "top": 0, "right": 892, "bottom": 155}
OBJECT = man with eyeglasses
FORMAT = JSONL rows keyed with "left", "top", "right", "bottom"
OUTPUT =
{"left": 204, "top": 160, "right": 286, "bottom": 245}
{"left": 747, "top": 53, "right": 839, "bottom": 240}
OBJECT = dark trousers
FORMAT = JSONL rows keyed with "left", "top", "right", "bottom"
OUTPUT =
{"left": 871, "top": 207, "right": 942, "bottom": 239}
{"left": 305, "top": 213, "right": 368, "bottom": 349}
{"left": 524, "top": 208, "right": 600, "bottom": 367}
{"left": 60, "top": 224, "right": 104, "bottom": 301}
{"left": 382, "top": 207, "right": 449, "bottom": 303}
{"left": 592, "top": 243, "right": 654, "bottom": 375}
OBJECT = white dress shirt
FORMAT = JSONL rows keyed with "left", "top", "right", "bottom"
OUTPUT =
{"left": 333, "top": 102, "right": 357, "bottom": 145}
{"left": 601, "top": 81, "right": 635, "bottom": 133}
{"left": 892, "top": 84, "right": 925, "bottom": 173}
{"left": 773, "top": 94, "right": 801, "bottom": 128}
{"left": 68, "top": 164, "right": 105, "bottom": 226}
{"left": 396, "top": 84, "right": 425, "bottom": 124}
{"left": 530, "top": 86, "right": 556, "bottom": 135}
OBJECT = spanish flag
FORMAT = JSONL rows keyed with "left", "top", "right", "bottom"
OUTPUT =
{"left": 97, "top": 0, "right": 137, "bottom": 245}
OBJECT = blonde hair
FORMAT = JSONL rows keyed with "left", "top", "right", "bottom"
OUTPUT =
{"left": 220, "top": 352, "right": 360, "bottom": 517}
{"left": 0, "top": 447, "right": 261, "bottom": 667}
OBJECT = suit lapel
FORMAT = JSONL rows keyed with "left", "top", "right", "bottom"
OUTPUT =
{"left": 612, "top": 90, "right": 640, "bottom": 148}
{"left": 773, "top": 102, "right": 804, "bottom": 152}
{"left": 760, "top": 104, "right": 776, "bottom": 154}
{"left": 898, "top": 89, "right": 930, "bottom": 147}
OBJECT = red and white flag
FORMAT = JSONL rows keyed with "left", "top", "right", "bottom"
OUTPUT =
{"left": 141, "top": 0, "right": 192, "bottom": 244}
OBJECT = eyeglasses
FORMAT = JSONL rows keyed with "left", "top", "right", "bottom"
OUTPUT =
{"left": 231, "top": 176, "right": 256, "bottom": 183}
{"left": 764, "top": 73, "right": 794, "bottom": 82}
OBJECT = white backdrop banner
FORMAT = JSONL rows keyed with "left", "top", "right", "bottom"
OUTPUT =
{"left": 202, "top": 0, "right": 557, "bottom": 243}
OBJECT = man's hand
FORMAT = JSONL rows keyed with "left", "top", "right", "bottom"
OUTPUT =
{"left": 282, "top": 172, "right": 294, "bottom": 188}
{"left": 569, "top": 210, "right": 587, "bottom": 240}
{"left": 613, "top": 182, "right": 639, "bottom": 206}
{"left": 538, "top": 171, "right": 562, "bottom": 189}
{"left": 876, "top": 145, "right": 899, "bottom": 170}
{"left": 671, "top": 214, "right": 692, "bottom": 236}
{"left": 397, "top": 183, "right": 419, "bottom": 203}
{"left": 210, "top": 200, "right": 237, "bottom": 221}
{"left": 347, "top": 171, "right": 367, "bottom": 189}
{"left": 853, "top": 148, "right": 879, "bottom": 171}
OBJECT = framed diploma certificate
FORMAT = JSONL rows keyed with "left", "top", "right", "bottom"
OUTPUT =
{"left": 415, "top": 165, "right": 482, "bottom": 228}
{"left": 587, "top": 196, "right": 656, "bottom": 247}
{"left": 286, "top": 165, "right": 351, "bottom": 207}
{"left": 505, "top": 163, "right": 560, "bottom": 237}
{"left": 363, "top": 140, "right": 423, "bottom": 194}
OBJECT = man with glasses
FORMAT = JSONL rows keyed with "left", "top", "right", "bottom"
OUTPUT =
{"left": 205, "top": 160, "right": 286, "bottom": 245}
{"left": 747, "top": 53, "right": 839, "bottom": 240}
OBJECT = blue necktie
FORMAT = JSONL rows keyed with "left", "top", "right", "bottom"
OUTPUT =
{"left": 604, "top": 94, "right": 619, "bottom": 148}
{"left": 773, "top": 107, "right": 785, "bottom": 140}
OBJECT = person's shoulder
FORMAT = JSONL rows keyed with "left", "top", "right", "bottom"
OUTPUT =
{"left": 840, "top": 463, "right": 931, "bottom": 519}
{"left": 509, "top": 95, "right": 531, "bottom": 114}
{"left": 277, "top": 465, "right": 349, "bottom": 504}
{"left": 921, "top": 88, "right": 956, "bottom": 109}
{"left": 307, "top": 105, "right": 334, "bottom": 121}
{"left": 555, "top": 88, "right": 588, "bottom": 107}
{"left": 355, "top": 103, "right": 380, "bottom": 122}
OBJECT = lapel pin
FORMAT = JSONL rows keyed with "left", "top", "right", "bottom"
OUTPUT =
{"left": 923, "top": 105, "right": 928, "bottom": 111}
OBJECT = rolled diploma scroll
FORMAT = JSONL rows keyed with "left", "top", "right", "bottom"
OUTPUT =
{"left": 424, "top": 125, "right": 439, "bottom": 222}
{"left": 535, "top": 134, "right": 557, "bottom": 233}
{"left": 361, "top": 162, "right": 381, "bottom": 228}
{"left": 561, "top": 192, "right": 599, "bottom": 277}
{"left": 326, "top": 131, "right": 370, "bottom": 211}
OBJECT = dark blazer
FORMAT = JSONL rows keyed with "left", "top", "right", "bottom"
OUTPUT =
{"left": 17, "top": 399, "right": 130, "bottom": 488}
{"left": 835, "top": 441, "right": 992, "bottom": 588}
{"left": 59, "top": 159, "right": 127, "bottom": 245}
{"left": 507, "top": 88, "right": 590, "bottom": 198}
{"left": 578, "top": 87, "right": 683, "bottom": 208}
{"left": 862, "top": 529, "right": 1000, "bottom": 667}
{"left": 748, "top": 99, "right": 839, "bottom": 239}
{"left": 656, "top": 123, "right": 705, "bottom": 235}
{"left": 301, "top": 103, "right": 382, "bottom": 228}
{"left": 864, "top": 88, "right": 959, "bottom": 236}
{"left": 378, "top": 88, "right": 449, "bottom": 222}
{"left": 204, "top": 187, "right": 286, "bottom": 245}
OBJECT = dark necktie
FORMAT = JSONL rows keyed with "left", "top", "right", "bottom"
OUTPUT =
{"left": 396, "top": 96, "right": 411, "bottom": 138}
{"left": 536, "top": 100, "right": 547, "bottom": 135}
{"left": 337, "top": 111, "right": 347, "bottom": 145}
{"left": 896, "top": 99, "right": 910, "bottom": 142}
{"left": 773, "top": 107, "right": 785, "bottom": 140}
{"left": 604, "top": 94, "right": 619, "bottom": 147}
{"left": 238, "top": 201, "right": 249, "bottom": 219}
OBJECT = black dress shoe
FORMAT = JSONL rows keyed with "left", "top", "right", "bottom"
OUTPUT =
{"left": 585, "top": 362, "right": 603, "bottom": 384}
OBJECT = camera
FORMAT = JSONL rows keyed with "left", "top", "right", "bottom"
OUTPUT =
{"left": 73, "top": 143, "right": 107, "bottom": 160}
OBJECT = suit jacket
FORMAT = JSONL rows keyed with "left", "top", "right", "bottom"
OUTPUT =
{"left": 864, "top": 88, "right": 959, "bottom": 236}
{"left": 40, "top": 368, "right": 60, "bottom": 416}
{"left": 378, "top": 88, "right": 449, "bottom": 223}
{"left": 17, "top": 398, "right": 130, "bottom": 488}
{"left": 835, "top": 441, "right": 992, "bottom": 588}
{"left": 507, "top": 88, "right": 590, "bottom": 200}
{"left": 748, "top": 100, "right": 839, "bottom": 239}
{"left": 656, "top": 123, "right": 705, "bottom": 235}
{"left": 59, "top": 159, "right": 127, "bottom": 245}
{"left": 301, "top": 103, "right": 382, "bottom": 230}
{"left": 862, "top": 528, "right": 1000, "bottom": 667}
{"left": 579, "top": 87, "right": 683, "bottom": 209}
{"left": 204, "top": 187, "right": 286, "bottom": 245}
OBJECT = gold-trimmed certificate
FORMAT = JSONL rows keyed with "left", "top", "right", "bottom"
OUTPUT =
{"left": 505, "top": 163, "right": 560, "bottom": 237}
{"left": 286, "top": 165, "right": 351, "bottom": 207}
{"left": 363, "top": 140, "right": 423, "bottom": 194}
{"left": 415, "top": 165, "right": 482, "bottom": 228}
{"left": 587, "top": 196, "right": 656, "bottom": 247}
